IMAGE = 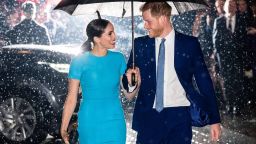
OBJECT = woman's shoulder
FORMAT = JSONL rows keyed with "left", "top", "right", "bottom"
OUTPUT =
{"left": 71, "top": 52, "right": 89, "bottom": 63}
{"left": 108, "top": 50, "right": 125, "bottom": 58}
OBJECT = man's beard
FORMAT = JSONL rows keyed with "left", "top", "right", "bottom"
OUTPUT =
{"left": 149, "top": 27, "right": 164, "bottom": 38}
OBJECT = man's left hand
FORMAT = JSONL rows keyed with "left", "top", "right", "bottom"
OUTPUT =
{"left": 210, "top": 123, "right": 221, "bottom": 142}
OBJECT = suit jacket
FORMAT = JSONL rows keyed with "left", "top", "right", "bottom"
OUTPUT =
{"left": 213, "top": 13, "right": 247, "bottom": 49}
{"left": 124, "top": 31, "right": 220, "bottom": 132}
{"left": 6, "top": 19, "right": 51, "bottom": 45}
{"left": 213, "top": 14, "right": 247, "bottom": 71}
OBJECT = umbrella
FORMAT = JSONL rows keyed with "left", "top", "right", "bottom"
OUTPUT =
{"left": 54, "top": 0, "right": 207, "bottom": 16}
{"left": 54, "top": 0, "right": 208, "bottom": 85}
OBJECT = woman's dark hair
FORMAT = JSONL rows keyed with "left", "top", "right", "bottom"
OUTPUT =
{"left": 81, "top": 19, "right": 110, "bottom": 52}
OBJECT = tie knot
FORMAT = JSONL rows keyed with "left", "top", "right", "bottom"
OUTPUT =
{"left": 161, "top": 38, "right": 166, "bottom": 43}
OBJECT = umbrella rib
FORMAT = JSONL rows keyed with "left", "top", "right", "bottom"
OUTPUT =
{"left": 122, "top": 1, "right": 126, "bottom": 18}
{"left": 173, "top": 2, "right": 180, "bottom": 15}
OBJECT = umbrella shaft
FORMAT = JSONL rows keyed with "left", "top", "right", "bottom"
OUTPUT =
{"left": 131, "top": 0, "right": 135, "bottom": 67}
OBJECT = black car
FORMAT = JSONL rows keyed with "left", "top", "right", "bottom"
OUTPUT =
{"left": 0, "top": 44, "right": 81, "bottom": 144}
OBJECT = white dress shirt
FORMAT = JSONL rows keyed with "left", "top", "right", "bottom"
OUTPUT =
{"left": 153, "top": 30, "right": 190, "bottom": 108}
{"left": 226, "top": 14, "right": 236, "bottom": 33}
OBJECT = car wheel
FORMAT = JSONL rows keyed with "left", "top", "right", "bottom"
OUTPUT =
{"left": 0, "top": 96, "right": 47, "bottom": 144}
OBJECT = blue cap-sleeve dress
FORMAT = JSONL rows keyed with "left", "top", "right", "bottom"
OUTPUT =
{"left": 68, "top": 50, "right": 127, "bottom": 144}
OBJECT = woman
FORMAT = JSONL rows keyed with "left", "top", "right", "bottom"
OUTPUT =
{"left": 60, "top": 19, "right": 140, "bottom": 144}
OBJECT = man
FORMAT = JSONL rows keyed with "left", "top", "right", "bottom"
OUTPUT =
{"left": 237, "top": 0, "right": 249, "bottom": 14}
{"left": 213, "top": 0, "right": 247, "bottom": 115}
{"left": 6, "top": 1, "right": 51, "bottom": 45}
{"left": 237, "top": 0, "right": 252, "bottom": 27}
{"left": 124, "top": 2, "right": 221, "bottom": 144}
{"left": 0, "top": 1, "right": 20, "bottom": 47}
{"left": 215, "top": 0, "right": 225, "bottom": 17}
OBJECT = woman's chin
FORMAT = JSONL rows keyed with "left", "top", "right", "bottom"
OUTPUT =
{"left": 107, "top": 47, "right": 114, "bottom": 50}
{"left": 109, "top": 45, "right": 115, "bottom": 49}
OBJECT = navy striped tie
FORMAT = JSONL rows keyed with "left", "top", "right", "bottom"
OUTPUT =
{"left": 156, "top": 38, "right": 166, "bottom": 112}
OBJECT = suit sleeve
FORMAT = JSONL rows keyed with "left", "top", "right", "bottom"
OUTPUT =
{"left": 5, "top": 29, "right": 15, "bottom": 45}
{"left": 39, "top": 27, "right": 51, "bottom": 45}
{"left": 192, "top": 38, "right": 221, "bottom": 124}
{"left": 212, "top": 18, "right": 218, "bottom": 50}
{"left": 119, "top": 53, "right": 127, "bottom": 76}
{"left": 121, "top": 39, "right": 137, "bottom": 91}
{"left": 212, "top": 18, "right": 223, "bottom": 52}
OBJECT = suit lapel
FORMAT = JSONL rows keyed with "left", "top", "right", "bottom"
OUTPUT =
{"left": 147, "top": 37, "right": 156, "bottom": 74}
{"left": 174, "top": 31, "right": 181, "bottom": 72}
{"left": 145, "top": 37, "right": 157, "bottom": 106}
{"left": 145, "top": 38, "right": 156, "bottom": 63}
{"left": 147, "top": 37, "right": 156, "bottom": 83}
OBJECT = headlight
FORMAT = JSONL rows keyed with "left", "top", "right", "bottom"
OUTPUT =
{"left": 38, "top": 61, "right": 70, "bottom": 73}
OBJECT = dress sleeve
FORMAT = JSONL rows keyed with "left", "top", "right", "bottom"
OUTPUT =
{"left": 120, "top": 54, "right": 127, "bottom": 76}
{"left": 68, "top": 57, "right": 83, "bottom": 80}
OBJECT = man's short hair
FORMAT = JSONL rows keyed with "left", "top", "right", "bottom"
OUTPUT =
{"left": 22, "top": 1, "right": 36, "bottom": 15}
{"left": 140, "top": 2, "right": 172, "bottom": 18}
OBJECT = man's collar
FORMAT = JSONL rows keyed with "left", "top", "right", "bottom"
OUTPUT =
{"left": 225, "top": 13, "right": 236, "bottom": 19}
{"left": 156, "top": 29, "right": 175, "bottom": 42}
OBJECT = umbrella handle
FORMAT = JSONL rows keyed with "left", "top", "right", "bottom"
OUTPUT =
{"left": 131, "top": 72, "right": 136, "bottom": 86}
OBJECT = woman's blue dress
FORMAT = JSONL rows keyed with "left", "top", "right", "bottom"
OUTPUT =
{"left": 68, "top": 50, "right": 127, "bottom": 144}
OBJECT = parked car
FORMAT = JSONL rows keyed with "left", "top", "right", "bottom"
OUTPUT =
{"left": 0, "top": 44, "right": 81, "bottom": 144}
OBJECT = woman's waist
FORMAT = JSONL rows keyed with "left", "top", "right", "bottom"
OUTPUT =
{"left": 79, "top": 98, "right": 123, "bottom": 115}
{"left": 81, "top": 97, "right": 120, "bottom": 101}
{"left": 82, "top": 90, "right": 119, "bottom": 99}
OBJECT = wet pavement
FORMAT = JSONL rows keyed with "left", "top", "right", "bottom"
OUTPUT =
{"left": 125, "top": 112, "right": 256, "bottom": 144}
{"left": 42, "top": 111, "right": 256, "bottom": 144}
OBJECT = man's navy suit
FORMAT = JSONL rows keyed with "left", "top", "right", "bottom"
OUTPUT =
{"left": 124, "top": 31, "right": 220, "bottom": 143}
{"left": 213, "top": 14, "right": 247, "bottom": 113}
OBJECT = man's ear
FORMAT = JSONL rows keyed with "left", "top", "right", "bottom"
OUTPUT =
{"left": 157, "top": 15, "right": 163, "bottom": 24}
{"left": 161, "top": 15, "right": 168, "bottom": 23}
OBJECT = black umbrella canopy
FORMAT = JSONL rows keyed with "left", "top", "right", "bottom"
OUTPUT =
{"left": 55, "top": 0, "right": 207, "bottom": 6}
{"left": 54, "top": 0, "right": 208, "bottom": 16}
{"left": 53, "top": 0, "right": 208, "bottom": 70}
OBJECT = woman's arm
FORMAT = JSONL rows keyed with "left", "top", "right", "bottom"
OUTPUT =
{"left": 60, "top": 79, "right": 80, "bottom": 144}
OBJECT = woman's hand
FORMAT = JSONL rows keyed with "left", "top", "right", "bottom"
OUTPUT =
{"left": 61, "top": 129, "right": 70, "bottom": 144}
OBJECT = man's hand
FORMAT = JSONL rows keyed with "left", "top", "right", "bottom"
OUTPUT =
{"left": 126, "top": 67, "right": 141, "bottom": 87}
{"left": 247, "top": 27, "right": 256, "bottom": 35}
{"left": 210, "top": 123, "right": 221, "bottom": 142}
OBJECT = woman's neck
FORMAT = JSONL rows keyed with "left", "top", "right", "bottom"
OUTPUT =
{"left": 91, "top": 47, "right": 108, "bottom": 56}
